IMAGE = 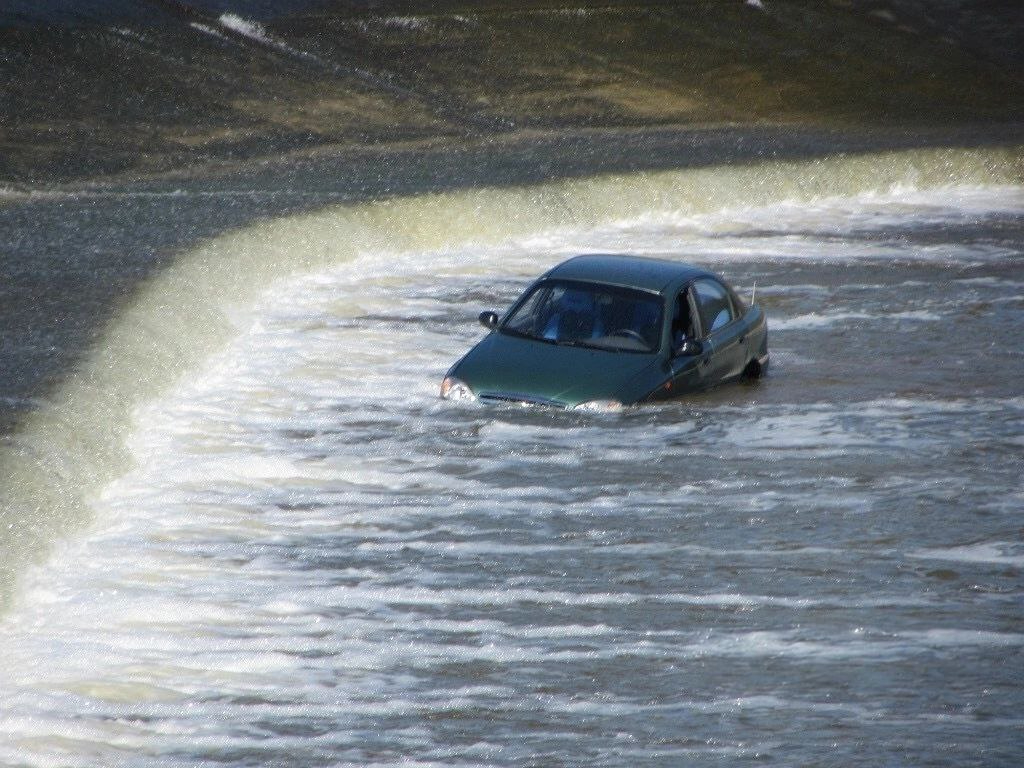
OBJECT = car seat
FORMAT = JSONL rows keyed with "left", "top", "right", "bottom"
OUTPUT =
{"left": 543, "top": 289, "right": 601, "bottom": 341}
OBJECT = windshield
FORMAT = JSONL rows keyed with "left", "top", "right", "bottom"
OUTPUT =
{"left": 502, "top": 280, "right": 663, "bottom": 353}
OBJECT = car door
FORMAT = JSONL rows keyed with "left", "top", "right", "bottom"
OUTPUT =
{"left": 666, "top": 285, "right": 715, "bottom": 393}
{"left": 692, "top": 278, "right": 746, "bottom": 384}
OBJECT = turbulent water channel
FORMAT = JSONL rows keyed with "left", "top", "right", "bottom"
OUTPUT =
{"left": 1, "top": 159, "right": 1022, "bottom": 765}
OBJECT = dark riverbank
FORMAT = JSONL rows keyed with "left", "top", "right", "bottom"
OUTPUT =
{"left": 2, "top": 1, "right": 1022, "bottom": 188}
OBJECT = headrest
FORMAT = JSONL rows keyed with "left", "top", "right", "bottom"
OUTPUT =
{"left": 559, "top": 289, "right": 593, "bottom": 312}
{"left": 633, "top": 301, "right": 659, "bottom": 324}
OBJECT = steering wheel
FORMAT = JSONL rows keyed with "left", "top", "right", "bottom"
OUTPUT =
{"left": 611, "top": 328, "right": 646, "bottom": 344}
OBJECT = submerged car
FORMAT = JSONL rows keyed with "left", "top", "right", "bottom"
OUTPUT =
{"left": 440, "top": 254, "right": 768, "bottom": 410}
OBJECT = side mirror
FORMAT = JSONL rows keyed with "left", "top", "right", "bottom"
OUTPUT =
{"left": 675, "top": 339, "right": 703, "bottom": 357}
{"left": 478, "top": 310, "right": 499, "bottom": 330}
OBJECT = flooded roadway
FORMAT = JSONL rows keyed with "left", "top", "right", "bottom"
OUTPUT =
{"left": 0, "top": 171, "right": 1022, "bottom": 765}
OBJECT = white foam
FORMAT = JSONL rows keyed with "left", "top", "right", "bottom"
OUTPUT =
{"left": 908, "top": 542, "right": 1024, "bottom": 568}
{"left": 217, "top": 13, "right": 318, "bottom": 64}
{"left": 190, "top": 22, "right": 228, "bottom": 41}
{"left": 772, "top": 309, "right": 942, "bottom": 330}
{"left": 218, "top": 13, "right": 273, "bottom": 45}
{"left": 385, "top": 16, "right": 430, "bottom": 31}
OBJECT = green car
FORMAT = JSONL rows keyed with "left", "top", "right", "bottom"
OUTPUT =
{"left": 441, "top": 254, "right": 768, "bottom": 410}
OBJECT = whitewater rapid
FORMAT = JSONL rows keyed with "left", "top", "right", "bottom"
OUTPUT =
{"left": 0, "top": 157, "right": 1022, "bottom": 766}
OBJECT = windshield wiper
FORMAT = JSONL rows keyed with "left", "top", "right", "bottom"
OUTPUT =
{"left": 554, "top": 338, "right": 603, "bottom": 350}
{"left": 500, "top": 328, "right": 542, "bottom": 341}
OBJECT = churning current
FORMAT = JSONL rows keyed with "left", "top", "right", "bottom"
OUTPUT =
{"left": 1, "top": 184, "right": 1022, "bottom": 767}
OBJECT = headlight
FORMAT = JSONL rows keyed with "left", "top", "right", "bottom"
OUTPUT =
{"left": 572, "top": 399, "right": 623, "bottom": 412}
{"left": 440, "top": 376, "right": 476, "bottom": 402}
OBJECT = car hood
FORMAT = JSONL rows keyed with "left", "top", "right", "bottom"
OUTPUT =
{"left": 452, "top": 331, "right": 661, "bottom": 408}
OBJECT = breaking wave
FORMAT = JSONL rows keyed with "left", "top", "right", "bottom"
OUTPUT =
{"left": 1, "top": 144, "right": 1022, "bottom": 611}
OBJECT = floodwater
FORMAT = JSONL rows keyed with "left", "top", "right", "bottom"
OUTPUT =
{"left": 0, "top": 159, "right": 1022, "bottom": 765}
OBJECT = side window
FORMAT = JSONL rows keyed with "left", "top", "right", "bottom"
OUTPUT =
{"left": 727, "top": 285, "right": 746, "bottom": 317}
{"left": 671, "top": 290, "right": 696, "bottom": 344}
{"left": 505, "top": 284, "right": 556, "bottom": 336}
{"left": 692, "top": 279, "right": 735, "bottom": 335}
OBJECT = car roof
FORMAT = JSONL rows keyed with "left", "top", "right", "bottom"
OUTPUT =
{"left": 544, "top": 254, "right": 713, "bottom": 294}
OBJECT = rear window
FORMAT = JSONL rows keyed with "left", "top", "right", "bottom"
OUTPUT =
{"left": 692, "top": 278, "right": 736, "bottom": 335}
